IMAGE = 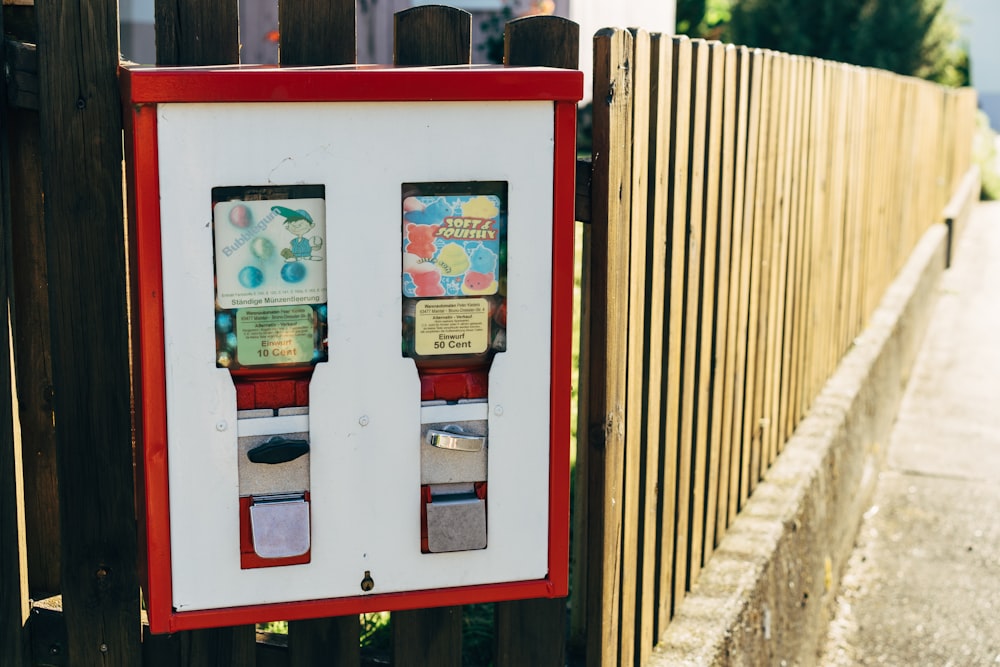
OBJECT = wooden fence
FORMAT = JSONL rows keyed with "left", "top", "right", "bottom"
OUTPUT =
{"left": 0, "top": 2, "right": 978, "bottom": 666}
{"left": 574, "top": 28, "right": 977, "bottom": 667}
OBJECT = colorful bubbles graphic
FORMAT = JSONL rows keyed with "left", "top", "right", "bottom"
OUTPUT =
{"left": 229, "top": 204, "right": 252, "bottom": 228}
{"left": 281, "top": 261, "right": 307, "bottom": 283}
{"left": 250, "top": 237, "right": 275, "bottom": 260}
{"left": 238, "top": 266, "right": 264, "bottom": 289}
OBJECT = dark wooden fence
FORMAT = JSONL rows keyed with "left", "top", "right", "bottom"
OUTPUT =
{"left": 0, "top": 1, "right": 978, "bottom": 666}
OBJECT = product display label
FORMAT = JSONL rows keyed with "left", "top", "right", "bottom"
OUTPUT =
{"left": 402, "top": 190, "right": 503, "bottom": 299}
{"left": 213, "top": 196, "right": 327, "bottom": 309}
{"left": 414, "top": 299, "right": 490, "bottom": 356}
{"left": 236, "top": 306, "right": 317, "bottom": 366}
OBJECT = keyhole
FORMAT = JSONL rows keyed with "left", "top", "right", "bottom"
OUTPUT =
{"left": 360, "top": 570, "right": 374, "bottom": 592}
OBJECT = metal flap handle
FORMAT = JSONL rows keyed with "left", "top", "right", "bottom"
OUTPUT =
{"left": 426, "top": 428, "right": 485, "bottom": 452}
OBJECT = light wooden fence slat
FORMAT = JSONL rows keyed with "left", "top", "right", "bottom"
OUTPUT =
{"left": 742, "top": 49, "right": 773, "bottom": 499}
{"left": 810, "top": 60, "right": 831, "bottom": 397}
{"left": 784, "top": 56, "right": 813, "bottom": 440}
{"left": 767, "top": 52, "right": 794, "bottom": 461}
{"left": 709, "top": 43, "right": 740, "bottom": 547}
{"left": 620, "top": 26, "right": 649, "bottom": 667}
{"left": 659, "top": 35, "right": 692, "bottom": 628}
{"left": 640, "top": 31, "right": 673, "bottom": 659}
{"left": 35, "top": 0, "right": 141, "bottom": 663}
{"left": 761, "top": 51, "right": 789, "bottom": 471}
{"left": 734, "top": 48, "right": 764, "bottom": 511}
{"left": 723, "top": 45, "right": 752, "bottom": 527}
{"left": 585, "top": 27, "right": 633, "bottom": 667}
{"left": 690, "top": 39, "right": 725, "bottom": 579}
{"left": 674, "top": 35, "right": 709, "bottom": 607}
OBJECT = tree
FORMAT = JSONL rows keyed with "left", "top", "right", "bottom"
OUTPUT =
{"left": 727, "top": 0, "right": 968, "bottom": 86}
{"left": 677, "top": 0, "right": 732, "bottom": 40}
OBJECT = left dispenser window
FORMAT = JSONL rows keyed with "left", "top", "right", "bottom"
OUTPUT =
{"left": 211, "top": 185, "right": 328, "bottom": 569}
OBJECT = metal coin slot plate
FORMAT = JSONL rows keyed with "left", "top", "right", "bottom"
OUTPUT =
{"left": 420, "top": 400, "right": 488, "bottom": 486}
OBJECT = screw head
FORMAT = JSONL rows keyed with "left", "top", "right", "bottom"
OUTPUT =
{"left": 494, "top": 405, "right": 504, "bottom": 416}
{"left": 216, "top": 420, "right": 228, "bottom": 432}
{"left": 359, "top": 415, "right": 370, "bottom": 427}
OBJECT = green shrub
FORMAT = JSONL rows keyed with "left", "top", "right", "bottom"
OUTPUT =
{"left": 973, "top": 111, "right": 1000, "bottom": 200}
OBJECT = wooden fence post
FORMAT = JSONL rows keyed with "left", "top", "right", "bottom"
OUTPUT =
{"left": 154, "top": 0, "right": 239, "bottom": 66}
{"left": 390, "top": 7, "right": 471, "bottom": 665}
{"left": 394, "top": 5, "right": 471, "bottom": 67}
{"left": 3, "top": 14, "right": 63, "bottom": 599}
{"left": 34, "top": 0, "right": 140, "bottom": 663}
{"left": 279, "top": 0, "right": 356, "bottom": 67}
{"left": 147, "top": 2, "right": 250, "bottom": 663}
{"left": 492, "top": 16, "right": 580, "bottom": 667}
{"left": 276, "top": 1, "right": 362, "bottom": 662}
{"left": 0, "top": 8, "right": 29, "bottom": 665}
{"left": 584, "top": 27, "right": 633, "bottom": 667}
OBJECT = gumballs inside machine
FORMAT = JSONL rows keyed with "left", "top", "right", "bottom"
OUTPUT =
{"left": 401, "top": 182, "right": 507, "bottom": 554}
{"left": 211, "top": 184, "right": 328, "bottom": 569}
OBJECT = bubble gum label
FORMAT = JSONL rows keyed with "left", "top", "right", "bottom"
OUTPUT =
{"left": 213, "top": 197, "right": 327, "bottom": 309}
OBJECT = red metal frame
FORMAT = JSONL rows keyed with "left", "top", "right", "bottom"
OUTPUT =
{"left": 122, "top": 64, "right": 580, "bottom": 633}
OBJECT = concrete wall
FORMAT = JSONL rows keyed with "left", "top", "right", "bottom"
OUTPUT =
{"left": 649, "top": 167, "right": 981, "bottom": 665}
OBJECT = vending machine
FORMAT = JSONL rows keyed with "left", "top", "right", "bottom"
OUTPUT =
{"left": 121, "top": 63, "right": 581, "bottom": 632}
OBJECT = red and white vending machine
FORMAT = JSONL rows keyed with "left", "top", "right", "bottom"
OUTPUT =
{"left": 121, "top": 63, "right": 582, "bottom": 632}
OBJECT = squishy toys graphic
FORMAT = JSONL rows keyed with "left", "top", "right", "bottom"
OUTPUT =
{"left": 461, "top": 270, "right": 498, "bottom": 295}
{"left": 404, "top": 253, "right": 445, "bottom": 297}
{"left": 468, "top": 244, "right": 498, "bottom": 274}
{"left": 404, "top": 223, "right": 439, "bottom": 259}
{"left": 435, "top": 242, "right": 471, "bottom": 277}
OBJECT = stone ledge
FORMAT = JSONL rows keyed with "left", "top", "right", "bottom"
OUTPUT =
{"left": 650, "top": 221, "right": 950, "bottom": 667}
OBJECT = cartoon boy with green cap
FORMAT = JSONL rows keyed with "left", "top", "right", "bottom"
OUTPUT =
{"left": 273, "top": 205, "right": 324, "bottom": 261}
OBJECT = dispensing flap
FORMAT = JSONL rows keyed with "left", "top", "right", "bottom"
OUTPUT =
{"left": 249, "top": 495, "right": 310, "bottom": 558}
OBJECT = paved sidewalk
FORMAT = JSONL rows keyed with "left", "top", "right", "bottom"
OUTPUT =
{"left": 818, "top": 201, "right": 1000, "bottom": 666}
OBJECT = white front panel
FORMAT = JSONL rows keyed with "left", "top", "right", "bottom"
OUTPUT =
{"left": 156, "top": 100, "right": 555, "bottom": 611}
